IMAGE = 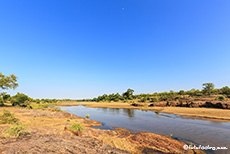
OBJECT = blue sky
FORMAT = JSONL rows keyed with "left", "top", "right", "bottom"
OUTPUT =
{"left": 0, "top": 0, "right": 230, "bottom": 99}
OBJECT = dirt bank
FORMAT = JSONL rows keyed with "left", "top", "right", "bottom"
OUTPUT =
{"left": 0, "top": 107, "right": 205, "bottom": 154}
{"left": 57, "top": 102, "right": 230, "bottom": 122}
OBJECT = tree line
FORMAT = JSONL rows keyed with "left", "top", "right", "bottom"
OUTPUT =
{"left": 1, "top": 73, "right": 230, "bottom": 106}
{"left": 91, "top": 83, "right": 230, "bottom": 102}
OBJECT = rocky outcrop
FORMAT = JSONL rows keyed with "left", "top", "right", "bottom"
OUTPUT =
{"left": 148, "top": 101, "right": 230, "bottom": 109}
{"left": 148, "top": 101, "right": 167, "bottom": 107}
{"left": 167, "top": 101, "right": 181, "bottom": 107}
{"left": 84, "top": 128, "right": 205, "bottom": 154}
{"left": 131, "top": 103, "right": 148, "bottom": 107}
{"left": 200, "top": 101, "right": 230, "bottom": 109}
{"left": 187, "top": 101, "right": 206, "bottom": 108}
{"left": 0, "top": 134, "right": 130, "bottom": 154}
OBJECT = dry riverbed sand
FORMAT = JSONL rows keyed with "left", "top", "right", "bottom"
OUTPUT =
{"left": 0, "top": 107, "right": 205, "bottom": 154}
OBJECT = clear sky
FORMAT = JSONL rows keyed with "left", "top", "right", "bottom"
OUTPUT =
{"left": 0, "top": 0, "right": 230, "bottom": 99}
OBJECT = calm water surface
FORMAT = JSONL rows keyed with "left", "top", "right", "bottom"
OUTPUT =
{"left": 61, "top": 105, "right": 230, "bottom": 154}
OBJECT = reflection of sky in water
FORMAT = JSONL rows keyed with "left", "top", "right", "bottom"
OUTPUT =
{"left": 61, "top": 106, "right": 230, "bottom": 154}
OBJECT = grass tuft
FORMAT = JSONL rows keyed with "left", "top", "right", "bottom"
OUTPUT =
{"left": 70, "top": 123, "right": 84, "bottom": 131}
{"left": 0, "top": 110, "right": 18, "bottom": 124}
{"left": 4, "top": 123, "right": 30, "bottom": 137}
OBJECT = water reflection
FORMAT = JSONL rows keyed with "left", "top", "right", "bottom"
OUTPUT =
{"left": 123, "top": 109, "right": 135, "bottom": 118}
{"left": 99, "top": 108, "right": 135, "bottom": 118}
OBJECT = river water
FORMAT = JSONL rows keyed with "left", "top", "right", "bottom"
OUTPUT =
{"left": 61, "top": 105, "right": 230, "bottom": 154}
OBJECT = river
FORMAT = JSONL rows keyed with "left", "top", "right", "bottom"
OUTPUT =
{"left": 61, "top": 105, "right": 230, "bottom": 154}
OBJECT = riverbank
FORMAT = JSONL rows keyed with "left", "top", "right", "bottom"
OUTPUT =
{"left": 57, "top": 102, "right": 230, "bottom": 122}
{"left": 0, "top": 106, "right": 204, "bottom": 154}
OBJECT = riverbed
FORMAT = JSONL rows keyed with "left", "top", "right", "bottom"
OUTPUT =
{"left": 61, "top": 105, "right": 230, "bottom": 154}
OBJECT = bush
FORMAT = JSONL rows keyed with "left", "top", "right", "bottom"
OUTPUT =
{"left": 0, "top": 110, "right": 18, "bottom": 124}
{"left": 175, "top": 96, "right": 181, "bottom": 101}
{"left": 85, "top": 114, "right": 89, "bottom": 119}
{"left": 31, "top": 104, "right": 50, "bottom": 109}
{"left": 0, "top": 97, "right": 4, "bottom": 106}
{"left": 70, "top": 123, "right": 84, "bottom": 131}
{"left": 11, "top": 93, "right": 30, "bottom": 107}
{"left": 4, "top": 123, "right": 30, "bottom": 137}
{"left": 141, "top": 97, "right": 147, "bottom": 102}
{"left": 3, "top": 94, "right": 11, "bottom": 101}
{"left": 216, "top": 96, "right": 226, "bottom": 101}
{"left": 151, "top": 97, "right": 158, "bottom": 102}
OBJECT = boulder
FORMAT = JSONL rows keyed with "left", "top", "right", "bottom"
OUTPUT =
{"left": 167, "top": 101, "right": 181, "bottom": 107}
{"left": 188, "top": 101, "right": 206, "bottom": 108}
{"left": 149, "top": 101, "right": 167, "bottom": 107}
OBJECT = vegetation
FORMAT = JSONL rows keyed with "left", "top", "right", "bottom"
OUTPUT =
{"left": 222, "top": 86, "right": 230, "bottom": 95}
{"left": 70, "top": 123, "right": 84, "bottom": 131}
{"left": 0, "top": 97, "right": 3, "bottom": 106}
{"left": 216, "top": 96, "right": 226, "bottom": 101}
{"left": 122, "top": 88, "right": 134, "bottom": 100}
{"left": 0, "top": 73, "right": 18, "bottom": 90}
{"left": 87, "top": 83, "right": 230, "bottom": 103}
{"left": 85, "top": 114, "right": 90, "bottom": 119}
{"left": 4, "top": 123, "right": 30, "bottom": 137}
{"left": 92, "top": 89, "right": 134, "bottom": 102}
{"left": 0, "top": 73, "right": 18, "bottom": 105}
{"left": 202, "top": 83, "right": 215, "bottom": 95}
{"left": 0, "top": 110, "right": 18, "bottom": 124}
{"left": 11, "top": 93, "right": 30, "bottom": 107}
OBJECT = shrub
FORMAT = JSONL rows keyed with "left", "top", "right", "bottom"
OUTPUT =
{"left": 175, "top": 96, "right": 181, "bottom": 101}
{"left": 70, "top": 123, "right": 84, "bottom": 131}
{"left": 4, "top": 123, "right": 30, "bottom": 137}
{"left": 0, "top": 110, "right": 18, "bottom": 124}
{"left": 31, "top": 104, "right": 50, "bottom": 109}
{"left": 85, "top": 114, "right": 89, "bottom": 119}
{"left": 141, "top": 97, "right": 147, "bottom": 102}
{"left": 0, "top": 97, "right": 4, "bottom": 106}
{"left": 151, "top": 97, "right": 158, "bottom": 102}
{"left": 222, "top": 86, "right": 230, "bottom": 95}
{"left": 3, "top": 94, "right": 11, "bottom": 101}
{"left": 216, "top": 96, "right": 226, "bottom": 101}
{"left": 11, "top": 93, "right": 30, "bottom": 107}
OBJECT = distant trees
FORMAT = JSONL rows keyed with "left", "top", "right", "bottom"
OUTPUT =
{"left": 202, "top": 83, "right": 214, "bottom": 95}
{"left": 122, "top": 89, "right": 134, "bottom": 100}
{"left": 82, "top": 83, "right": 230, "bottom": 103}
{"left": 92, "top": 89, "right": 134, "bottom": 102}
{"left": 0, "top": 73, "right": 18, "bottom": 106}
{"left": 178, "top": 90, "right": 185, "bottom": 95}
{"left": 221, "top": 86, "right": 230, "bottom": 95}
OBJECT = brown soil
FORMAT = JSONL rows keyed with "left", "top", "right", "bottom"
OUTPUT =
{"left": 0, "top": 107, "right": 205, "bottom": 154}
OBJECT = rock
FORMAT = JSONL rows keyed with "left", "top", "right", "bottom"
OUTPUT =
{"left": 188, "top": 101, "right": 206, "bottom": 108}
{"left": 149, "top": 101, "right": 167, "bottom": 107}
{"left": 167, "top": 101, "right": 181, "bottom": 107}
{"left": 0, "top": 134, "right": 130, "bottom": 154}
{"left": 131, "top": 103, "right": 147, "bottom": 107}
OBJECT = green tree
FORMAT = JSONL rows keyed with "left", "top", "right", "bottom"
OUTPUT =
{"left": 222, "top": 86, "right": 230, "bottom": 95}
{"left": 11, "top": 93, "right": 30, "bottom": 107}
{"left": 0, "top": 73, "right": 18, "bottom": 105}
{"left": 122, "top": 88, "right": 134, "bottom": 100}
{"left": 178, "top": 90, "right": 185, "bottom": 95}
{"left": 202, "top": 83, "right": 214, "bottom": 95}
